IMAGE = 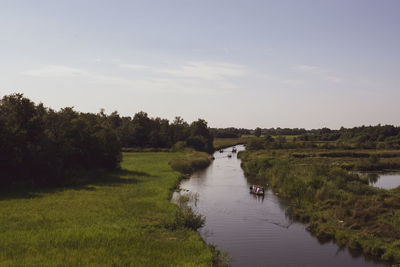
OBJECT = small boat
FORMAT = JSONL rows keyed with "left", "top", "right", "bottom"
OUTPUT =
{"left": 249, "top": 185, "right": 265, "bottom": 195}
{"left": 227, "top": 154, "right": 232, "bottom": 158}
{"left": 232, "top": 147, "right": 237, "bottom": 153}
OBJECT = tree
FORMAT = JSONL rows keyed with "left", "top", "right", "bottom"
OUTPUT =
{"left": 254, "top": 127, "right": 262, "bottom": 137}
{"left": 187, "top": 119, "right": 214, "bottom": 153}
{"left": 131, "top": 111, "right": 151, "bottom": 147}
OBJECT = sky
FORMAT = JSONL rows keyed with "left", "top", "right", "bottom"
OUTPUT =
{"left": 1, "top": 0, "right": 400, "bottom": 129}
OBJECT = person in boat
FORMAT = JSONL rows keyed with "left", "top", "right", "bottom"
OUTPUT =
{"left": 250, "top": 185, "right": 264, "bottom": 194}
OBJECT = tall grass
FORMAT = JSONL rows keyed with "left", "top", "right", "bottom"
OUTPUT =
{"left": 0, "top": 152, "right": 214, "bottom": 266}
{"left": 168, "top": 150, "right": 211, "bottom": 174}
{"left": 240, "top": 148, "right": 400, "bottom": 264}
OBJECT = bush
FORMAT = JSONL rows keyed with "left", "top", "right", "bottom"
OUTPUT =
{"left": 181, "top": 206, "right": 206, "bottom": 230}
{"left": 246, "top": 138, "right": 264, "bottom": 150}
{"left": 166, "top": 193, "right": 205, "bottom": 231}
{"left": 172, "top": 141, "right": 186, "bottom": 151}
{"left": 169, "top": 152, "right": 211, "bottom": 174}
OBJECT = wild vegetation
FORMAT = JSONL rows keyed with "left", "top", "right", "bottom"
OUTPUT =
{"left": 0, "top": 94, "right": 214, "bottom": 187}
{"left": 239, "top": 135, "right": 400, "bottom": 264}
{"left": 168, "top": 150, "right": 211, "bottom": 175}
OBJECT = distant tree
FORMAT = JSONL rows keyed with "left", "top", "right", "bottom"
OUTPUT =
{"left": 171, "top": 116, "right": 189, "bottom": 144}
{"left": 187, "top": 119, "right": 214, "bottom": 153}
{"left": 254, "top": 127, "right": 262, "bottom": 137}
{"left": 131, "top": 111, "right": 151, "bottom": 147}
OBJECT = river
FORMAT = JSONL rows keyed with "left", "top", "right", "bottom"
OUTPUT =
{"left": 175, "top": 145, "right": 386, "bottom": 266}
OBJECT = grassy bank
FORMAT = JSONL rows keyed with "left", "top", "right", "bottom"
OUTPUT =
{"left": 0, "top": 152, "right": 215, "bottom": 266}
{"left": 239, "top": 147, "right": 400, "bottom": 264}
{"left": 213, "top": 137, "right": 248, "bottom": 150}
{"left": 169, "top": 150, "right": 212, "bottom": 175}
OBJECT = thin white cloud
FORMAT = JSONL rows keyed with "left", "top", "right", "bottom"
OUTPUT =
{"left": 157, "top": 61, "right": 247, "bottom": 80}
{"left": 294, "top": 65, "right": 343, "bottom": 84}
{"left": 281, "top": 79, "right": 305, "bottom": 86}
{"left": 119, "top": 64, "right": 151, "bottom": 70}
{"left": 22, "top": 65, "right": 88, "bottom": 78}
{"left": 120, "top": 61, "right": 248, "bottom": 81}
{"left": 295, "top": 65, "right": 319, "bottom": 72}
{"left": 117, "top": 61, "right": 249, "bottom": 93}
{"left": 22, "top": 62, "right": 241, "bottom": 96}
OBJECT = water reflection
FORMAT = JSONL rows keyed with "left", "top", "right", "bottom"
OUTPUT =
{"left": 251, "top": 193, "right": 265, "bottom": 203}
{"left": 361, "top": 171, "right": 400, "bottom": 190}
{"left": 365, "top": 173, "right": 380, "bottom": 184}
{"left": 175, "top": 145, "right": 385, "bottom": 266}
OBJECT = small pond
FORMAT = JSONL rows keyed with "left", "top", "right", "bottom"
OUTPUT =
{"left": 362, "top": 172, "right": 400, "bottom": 190}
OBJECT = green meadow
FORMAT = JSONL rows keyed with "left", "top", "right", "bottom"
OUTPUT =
{"left": 0, "top": 152, "right": 214, "bottom": 267}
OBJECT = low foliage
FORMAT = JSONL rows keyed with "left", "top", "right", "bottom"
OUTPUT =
{"left": 168, "top": 150, "right": 211, "bottom": 174}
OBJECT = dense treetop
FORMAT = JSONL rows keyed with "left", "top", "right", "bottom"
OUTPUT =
{"left": 0, "top": 94, "right": 213, "bottom": 186}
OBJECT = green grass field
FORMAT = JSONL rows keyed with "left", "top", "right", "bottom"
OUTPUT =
{"left": 0, "top": 152, "right": 214, "bottom": 266}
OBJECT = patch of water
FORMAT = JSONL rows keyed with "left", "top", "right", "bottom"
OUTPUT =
{"left": 362, "top": 172, "right": 400, "bottom": 190}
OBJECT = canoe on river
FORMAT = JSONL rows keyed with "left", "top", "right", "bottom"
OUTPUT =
{"left": 249, "top": 185, "right": 265, "bottom": 195}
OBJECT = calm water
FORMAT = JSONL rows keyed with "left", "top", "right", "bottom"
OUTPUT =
{"left": 364, "top": 172, "right": 400, "bottom": 190}
{"left": 176, "top": 145, "right": 385, "bottom": 267}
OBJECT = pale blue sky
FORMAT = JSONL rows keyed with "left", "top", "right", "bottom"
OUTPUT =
{"left": 1, "top": 0, "right": 399, "bottom": 129}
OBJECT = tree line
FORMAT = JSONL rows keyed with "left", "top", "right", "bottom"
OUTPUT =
{"left": 297, "top": 125, "right": 400, "bottom": 149}
{"left": 210, "top": 127, "right": 251, "bottom": 138}
{"left": 216, "top": 125, "right": 400, "bottom": 150}
{"left": 0, "top": 94, "right": 213, "bottom": 186}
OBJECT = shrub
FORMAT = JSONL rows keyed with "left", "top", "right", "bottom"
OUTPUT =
{"left": 246, "top": 138, "right": 264, "bottom": 150}
{"left": 172, "top": 141, "right": 186, "bottom": 151}
{"left": 167, "top": 193, "right": 206, "bottom": 231}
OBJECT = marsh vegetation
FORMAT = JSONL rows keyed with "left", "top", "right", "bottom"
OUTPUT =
{"left": 240, "top": 133, "right": 400, "bottom": 264}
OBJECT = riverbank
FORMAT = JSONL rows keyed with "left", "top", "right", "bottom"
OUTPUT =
{"left": 0, "top": 151, "right": 215, "bottom": 266}
{"left": 169, "top": 150, "right": 212, "bottom": 175}
{"left": 239, "top": 147, "right": 400, "bottom": 264}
